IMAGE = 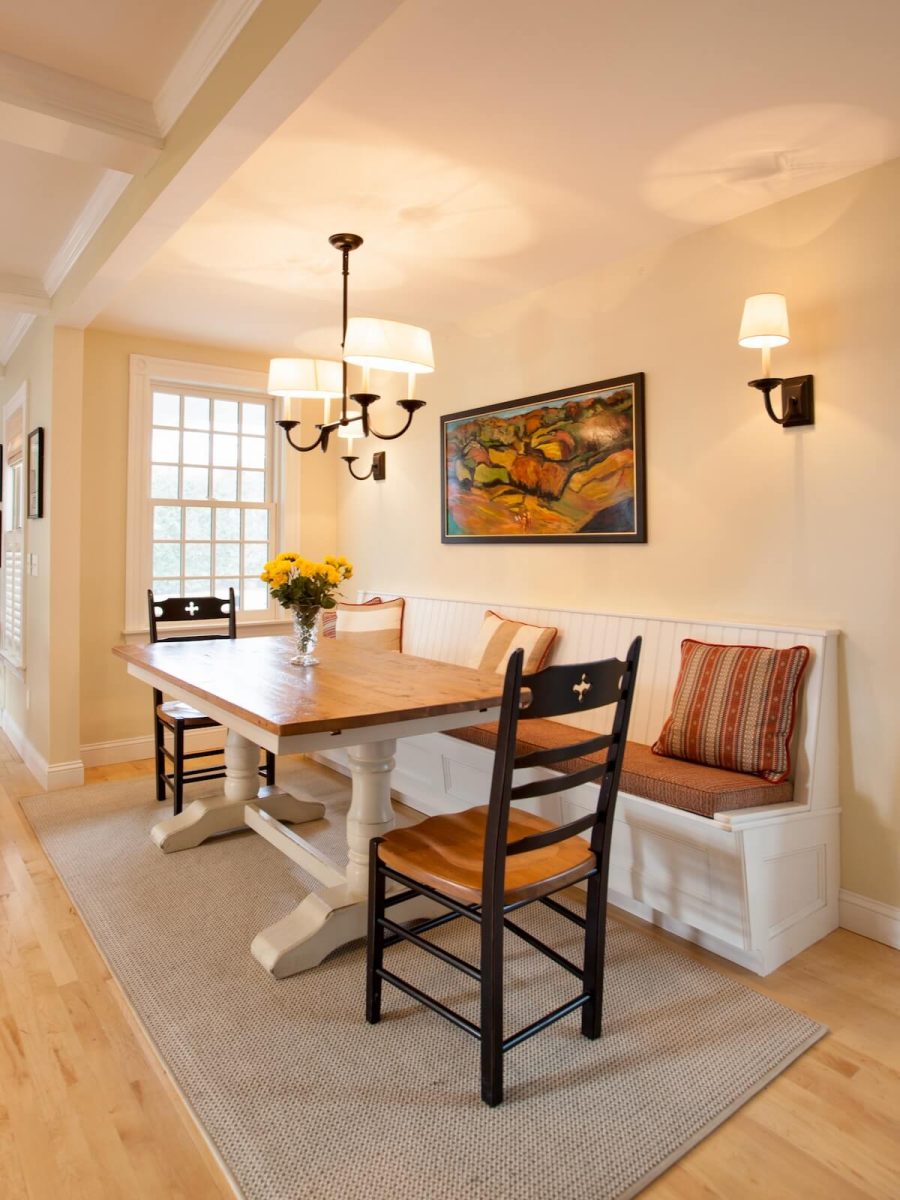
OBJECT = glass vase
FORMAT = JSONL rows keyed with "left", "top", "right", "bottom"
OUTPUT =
{"left": 291, "top": 605, "right": 321, "bottom": 666}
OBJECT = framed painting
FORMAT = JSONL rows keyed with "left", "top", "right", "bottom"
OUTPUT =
{"left": 441, "top": 373, "right": 646, "bottom": 543}
{"left": 27, "top": 426, "right": 44, "bottom": 519}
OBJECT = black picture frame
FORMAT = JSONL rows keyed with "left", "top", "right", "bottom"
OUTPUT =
{"left": 27, "top": 427, "right": 44, "bottom": 519}
{"left": 440, "top": 373, "right": 646, "bottom": 544}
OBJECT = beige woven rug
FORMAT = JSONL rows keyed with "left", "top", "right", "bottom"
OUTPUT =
{"left": 23, "top": 763, "right": 826, "bottom": 1200}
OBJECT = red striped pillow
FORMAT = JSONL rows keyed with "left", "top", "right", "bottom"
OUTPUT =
{"left": 652, "top": 640, "right": 810, "bottom": 783}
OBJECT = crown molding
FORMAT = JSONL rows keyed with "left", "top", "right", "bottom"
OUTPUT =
{"left": 0, "top": 313, "right": 36, "bottom": 368}
{"left": 154, "top": 0, "right": 264, "bottom": 135}
{"left": 43, "top": 170, "right": 132, "bottom": 297}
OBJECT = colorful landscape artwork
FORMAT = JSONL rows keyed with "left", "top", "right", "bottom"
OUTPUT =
{"left": 441, "top": 374, "right": 645, "bottom": 543}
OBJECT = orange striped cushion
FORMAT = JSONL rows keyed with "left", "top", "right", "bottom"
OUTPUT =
{"left": 322, "top": 596, "right": 381, "bottom": 639}
{"left": 468, "top": 610, "right": 557, "bottom": 675}
{"left": 335, "top": 597, "right": 404, "bottom": 651}
{"left": 652, "top": 640, "right": 810, "bottom": 783}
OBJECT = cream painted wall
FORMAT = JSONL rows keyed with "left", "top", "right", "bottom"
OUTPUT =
{"left": 49, "top": 329, "right": 84, "bottom": 765}
{"left": 339, "top": 159, "right": 900, "bottom": 910}
{"left": 0, "top": 323, "right": 86, "bottom": 773}
{"left": 80, "top": 328, "right": 337, "bottom": 750}
{"left": 0, "top": 318, "right": 55, "bottom": 763}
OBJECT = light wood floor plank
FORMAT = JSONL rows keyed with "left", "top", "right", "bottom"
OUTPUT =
{"left": 0, "top": 738, "right": 896, "bottom": 1198}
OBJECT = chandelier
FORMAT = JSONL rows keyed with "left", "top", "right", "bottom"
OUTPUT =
{"left": 269, "top": 233, "right": 433, "bottom": 480}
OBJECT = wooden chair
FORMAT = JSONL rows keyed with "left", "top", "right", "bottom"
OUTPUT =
{"left": 366, "top": 637, "right": 641, "bottom": 1106}
{"left": 148, "top": 589, "right": 276, "bottom": 815}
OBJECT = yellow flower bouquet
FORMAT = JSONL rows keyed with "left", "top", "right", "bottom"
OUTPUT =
{"left": 261, "top": 553, "right": 353, "bottom": 665}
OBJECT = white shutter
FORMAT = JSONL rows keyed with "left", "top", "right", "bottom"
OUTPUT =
{"left": 2, "top": 540, "right": 23, "bottom": 663}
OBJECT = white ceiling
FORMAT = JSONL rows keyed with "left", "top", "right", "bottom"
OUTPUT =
{"left": 94, "top": 0, "right": 900, "bottom": 357}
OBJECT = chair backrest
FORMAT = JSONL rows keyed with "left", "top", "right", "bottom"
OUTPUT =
{"left": 482, "top": 637, "right": 642, "bottom": 904}
{"left": 147, "top": 589, "right": 237, "bottom": 644}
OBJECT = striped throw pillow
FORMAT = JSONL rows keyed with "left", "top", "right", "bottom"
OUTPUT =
{"left": 335, "top": 597, "right": 404, "bottom": 651}
{"left": 652, "top": 640, "right": 810, "bottom": 783}
{"left": 322, "top": 596, "right": 381, "bottom": 639}
{"left": 468, "top": 610, "right": 557, "bottom": 675}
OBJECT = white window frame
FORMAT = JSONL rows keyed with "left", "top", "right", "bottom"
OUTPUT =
{"left": 1, "top": 382, "right": 27, "bottom": 670}
{"left": 125, "top": 355, "right": 300, "bottom": 636}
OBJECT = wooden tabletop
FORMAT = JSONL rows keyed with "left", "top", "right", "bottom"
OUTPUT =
{"left": 113, "top": 636, "right": 505, "bottom": 737}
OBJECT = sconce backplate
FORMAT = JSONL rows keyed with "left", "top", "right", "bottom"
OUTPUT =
{"left": 781, "top": 375, "right": 814, "bottom": 427}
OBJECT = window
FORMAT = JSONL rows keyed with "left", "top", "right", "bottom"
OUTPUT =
{"left": 126, "top": 356, "right": 298, "bottom": 634}
{"left": 148, "top": 387, "right": 273, "bottom": 611}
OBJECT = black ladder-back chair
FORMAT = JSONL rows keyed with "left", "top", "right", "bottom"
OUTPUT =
{"left": 367, "top": 636, "right": 641, "bottom": 1106}
{"left": 148, "top": 589, "right": 276, "bottom": 815}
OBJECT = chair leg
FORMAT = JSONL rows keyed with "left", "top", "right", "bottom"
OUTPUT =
{"left": 154, "top": 716, "right": 166, "bottom": 803}
{"left": 480, "top": 897, "right": 505, "bottom": 1106}
{"left": 173, "top": 720, "right": 185, "bottom": 817}
{"left": 265, "top": 750, "right": 276, "bottom": 787}
{"left": 366, "top": 839, "right": 385, "bottom": 1024}
{"left": 581, "top": 873, "right": 608, "bottom": 1040}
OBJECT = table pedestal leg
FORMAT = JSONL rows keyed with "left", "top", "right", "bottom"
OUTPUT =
{"left": 151, "top": 728, "right": 325, "bottom": 852}
{"left": 250, "top": 737, "right": 444, "bottom": 976}
{"left": 250, "top": 885, "right": 444, "bottom": 978}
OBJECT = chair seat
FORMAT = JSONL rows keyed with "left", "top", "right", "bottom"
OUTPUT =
{"left": 157, "top": 700, "right": 220, "bottom": 730}
{"left": 378, "top": 805, "right": 596, "bottom": 906}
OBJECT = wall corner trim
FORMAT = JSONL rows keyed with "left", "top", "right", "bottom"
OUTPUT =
{"left": 838, "top": 889, "right": 900, "bottom": 951}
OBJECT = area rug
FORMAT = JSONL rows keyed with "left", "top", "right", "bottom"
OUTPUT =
{"left": 23, "top": 764, "right": 826, "bottom": 1200}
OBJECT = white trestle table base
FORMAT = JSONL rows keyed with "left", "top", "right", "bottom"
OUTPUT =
{"left": 113, "top": 636, "right": 503, "bottom": 977}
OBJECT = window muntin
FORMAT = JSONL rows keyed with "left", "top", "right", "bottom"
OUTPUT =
{"left": 148, "top": 387, "right": 273, "bottom": 613}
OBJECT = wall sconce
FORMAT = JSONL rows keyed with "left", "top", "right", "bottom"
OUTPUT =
{"left": 738, "top": 293, "right": 814, "bottom": 427}
{"left": 337, "top": 412, "right": 386, "bottom": 481}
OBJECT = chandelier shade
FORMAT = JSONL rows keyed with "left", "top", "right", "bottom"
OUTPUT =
{"left": 267, "top": 358, "right": 343, "bottom": 398}
{"left": 344, "top": 318, "right": 435, "bottom": 375}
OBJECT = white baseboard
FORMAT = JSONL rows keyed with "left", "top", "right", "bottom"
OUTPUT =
{"left": 81, "top": 727, "right": 229, "bottom": 767}
{"left": 2, "top": 710, "right": 84, "bottom": 791}
{"left": 839, "top": 890, "right": 900, "bottom": 950}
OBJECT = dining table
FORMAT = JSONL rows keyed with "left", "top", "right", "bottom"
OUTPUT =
{"left": 113, "top": 635, "right": 504, "bottom": 977}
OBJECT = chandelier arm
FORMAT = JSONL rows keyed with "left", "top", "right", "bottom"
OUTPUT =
{"left": 275, "top": 419, "right": 328, "bottom": 454}
{"left": 364, "top": 399, "right": 426, "bottom": 441}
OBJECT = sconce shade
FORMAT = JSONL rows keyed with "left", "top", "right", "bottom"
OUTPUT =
{"left": 344, "top": 318, "right": 435, "bottom": 374}
{"left": 267, "top": 358, "right": 343, "bottom": 397}
{"left": 738, "top": 293, "right": 790, "bottom": 348}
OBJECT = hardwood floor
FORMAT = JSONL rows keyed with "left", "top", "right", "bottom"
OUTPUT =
{"left": 0, "top": 740, "right": 897, "bottom": 1198}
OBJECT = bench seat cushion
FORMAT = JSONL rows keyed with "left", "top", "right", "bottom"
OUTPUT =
{"left": 446, "top": 719, "right": 793, "bottom": 818}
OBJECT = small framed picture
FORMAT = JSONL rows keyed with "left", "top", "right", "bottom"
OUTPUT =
{"left": 27, "top": 427, "right": 44, "bottom": 519}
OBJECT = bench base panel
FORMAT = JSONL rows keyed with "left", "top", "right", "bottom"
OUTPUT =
{"left": 315, "top": 729, "right": 840, "bottom": 976}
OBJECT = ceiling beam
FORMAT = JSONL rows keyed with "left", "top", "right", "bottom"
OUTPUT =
{"left": 0, "top": 50, "right": 162, "bottom": 174}
{"left": 53, "top": 0, "right": 404, "bottom": 328}
{"left": 0, "top": 274, "right": 50, "bottom": 314}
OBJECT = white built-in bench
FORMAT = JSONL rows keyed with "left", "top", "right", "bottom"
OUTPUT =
{"left": 317, "top": 593, "right": 840, "bottom": 975}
